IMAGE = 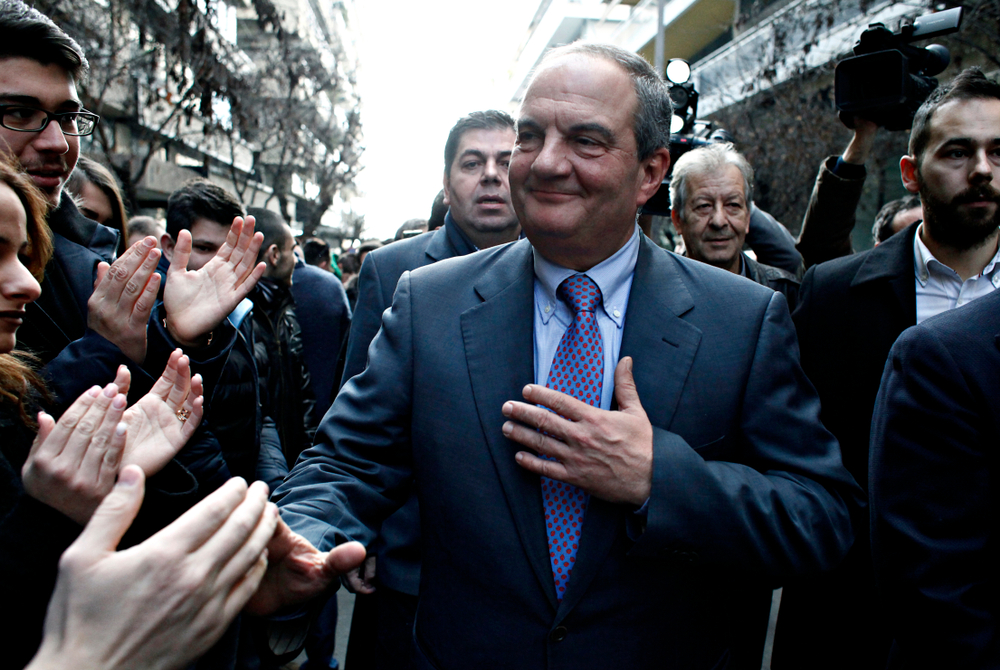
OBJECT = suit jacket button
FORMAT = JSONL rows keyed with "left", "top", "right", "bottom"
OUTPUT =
{"left": 549, "top": 626, "right": 568, "bottom": 643}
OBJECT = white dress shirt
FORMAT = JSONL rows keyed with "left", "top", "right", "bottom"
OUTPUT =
{"left": 913, "top": 224, "right": 1000, "bottom": 324}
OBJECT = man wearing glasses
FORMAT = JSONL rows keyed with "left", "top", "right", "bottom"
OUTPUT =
{"left": 1, "top": 0, "right": 266, "bottom": 406}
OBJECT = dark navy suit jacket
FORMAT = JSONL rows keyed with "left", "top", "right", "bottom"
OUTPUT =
{"left": 275, "top": 235, "right": 859, "bottom": 669}
{"left": 871, "top": 289, "right": 1000, "bottom": 669}
{"left": 338, "top": 215, "right": 476, "bottom": 595}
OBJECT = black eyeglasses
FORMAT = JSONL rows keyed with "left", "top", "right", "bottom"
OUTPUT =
{"left": 0, "top": 105, "right": 100, "bottom": 136}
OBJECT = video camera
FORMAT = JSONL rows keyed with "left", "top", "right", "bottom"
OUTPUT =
{"left": 835, "top": 7, "right": 963, "bottom": 131}
{"left": 642, "top": 59, "right": 730, "bottom": 216}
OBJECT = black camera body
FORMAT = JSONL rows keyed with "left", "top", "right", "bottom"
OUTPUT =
{"left": 835, "top": 7, "right": 962, "bottom": 130}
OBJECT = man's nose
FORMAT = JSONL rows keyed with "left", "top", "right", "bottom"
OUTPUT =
{"left": 707, "top": 204, "right": 727, "bottom": 228}
{"left": 32, "top": 119, "right": 70, "bottom": 155}
{"left": 482, "top": 158, "right": 501, "bottom": 184}
{"left": 970, "top": 148, "right": 994, "bottom": 183}
{"left": 531, "top": 137, "right": 570, "bottom": 178}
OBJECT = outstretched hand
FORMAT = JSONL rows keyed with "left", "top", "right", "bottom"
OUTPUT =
{"left": 26, "top": 467, "right": 277, "bottom": 670}
{"left": 503, "top": 356, "right": 654, "bottom": 505}
{"left": 87, "top": 237, "right": 161, "bottom": 364}
{"left": 120, "top": 349, "right": 204, "bottom": 477}
{"left": 21, "top": 383, "right": 129, "bottom": 525}
{"left": 163, "top": 216, "right": 265, "bottom": 348}
{"left": 244, "top": 517, "right": 366, "bottom": 616}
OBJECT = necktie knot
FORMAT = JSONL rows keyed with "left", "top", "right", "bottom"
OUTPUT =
{"left": 557, "top": 274, "right": 602, "bottom": 315}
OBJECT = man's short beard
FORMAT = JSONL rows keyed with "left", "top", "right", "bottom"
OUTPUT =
{"left": 920, "top": 178, "right": 1000, "bottom": 250}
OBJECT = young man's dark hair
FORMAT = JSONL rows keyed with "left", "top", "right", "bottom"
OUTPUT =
{"left": 428, "top": 188, "right": 447, "bottom": 229}
{"left": 443, "top": 110, "right": 515, "bottom": 177}
{"left": 246, "top": 207, "right": 290, "bottom": 263}
{"left": 303, "top": 238, "right": 331, "bottom": 267}
{"left": 872, "top": 194, "right": 922, "bottom": 244}
{"left": 0, "top": 0, "right": 88, "bottom": 80}
{"left": 909, "top": 67, "right": 1000, "bottom": 165}
{"left": 166, "top": 178, "right": 243, "bottom": 239}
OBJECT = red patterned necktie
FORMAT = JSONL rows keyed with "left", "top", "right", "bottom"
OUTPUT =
{"left": 541, "top": 273, "right": 604, "bottom": 599}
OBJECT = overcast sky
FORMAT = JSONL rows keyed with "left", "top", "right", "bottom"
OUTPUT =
{"left": 351, "top": 0, "right": 541, "bottom": 240}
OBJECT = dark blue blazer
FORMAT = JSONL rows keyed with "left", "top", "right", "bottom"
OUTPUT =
{"left": 275, "top": 235, "right": 859, "bottom": 670}
{"left": 871, "top": 289, "right": 1000, "bottom": 669}
{"left": 291, "top": 260, "right": 351, "bottom": 416}
{"left": 338, "top": 216, "right": 475, "bottom": 595}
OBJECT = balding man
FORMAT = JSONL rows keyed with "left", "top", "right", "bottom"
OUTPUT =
{"left": 251, "top": 42, "right": 858, "bottom": 669}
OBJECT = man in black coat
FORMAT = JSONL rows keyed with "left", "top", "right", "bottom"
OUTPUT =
{"left": 338, "top": 110, "right": 520, "bottom": 669}
{"left": 773, "top": 67, "right": 1000, "bottom": 669}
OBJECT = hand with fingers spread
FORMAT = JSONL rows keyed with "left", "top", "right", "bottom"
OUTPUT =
{"left": 21, "top": 383, "right": 129, "bottom": 525}
{"left": 26, "top": 467, "right": 278, "bottom": 670}
{"left": 244, "top": 517, "right": 366, "bottom": 616}
{"left": 503, "top": 356, "right": 654, "bottom": 506}
{"left": 120, "top": 349, "right": 204, "bottom": 477}
{"left": 87, "top": 237, "right": 162, "bottom": 364}
{"left": 163, "top": 216, "right": 266, "bottom": 348}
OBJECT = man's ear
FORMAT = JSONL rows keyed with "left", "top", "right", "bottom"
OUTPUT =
{"left": 160, "top": 233, "right": 175, "bottom": 263}
{"left": 636, "top": 147, "right": 671, "bottom": 207}
{"left": 670, "top": 206, "right": 684, "bottom": 234}
{"left": 442, "top": 172, "right": 452, "bottom": 206}
{"left": 265, "top": 243, "right": 280, "bottom": 268}
{"left": 900, "top": 155, "right": 921, "bottom": 194}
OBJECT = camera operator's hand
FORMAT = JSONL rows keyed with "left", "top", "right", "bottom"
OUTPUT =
{"left": 841, "top": 117, "right": 878, "bottom": 165}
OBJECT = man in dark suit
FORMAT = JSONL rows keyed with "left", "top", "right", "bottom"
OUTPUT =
{"left": 870, "top": 288, "right": 1000, "bottom": 668}
{"left": 773, "top": 68, "right": 1000, "bottom": 669}
{"left": 249, "top": 42, "right": 858, "bottom": 668}
{"left": 339, "top": 110, "right": 520, "bottom": 669}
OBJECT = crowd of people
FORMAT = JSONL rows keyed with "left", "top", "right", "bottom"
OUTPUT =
{"left": 1, "top": 1, "right": 999, "bottom": 669}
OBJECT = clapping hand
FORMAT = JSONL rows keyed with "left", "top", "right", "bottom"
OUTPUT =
{"left": 163, "top": 216, "right": 265, "bottom": 348}
{"left": 87, "top": 237, "right": 161, "bottom": 364}
{"left": 119, "top": 349, "right": 204, "bottom": 477}
{"left": 26, "top": 467, "right": 277, "bottom": 670}
{"left": 22, "top": 382, "right": 129, "bottom": 525}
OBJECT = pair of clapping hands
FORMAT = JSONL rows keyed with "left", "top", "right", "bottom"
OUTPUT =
{"left": 87, "top": 216, "right": 266, "bottom": 362}
{"left": 22, "top": 350, "right": 365, "bottom": 670}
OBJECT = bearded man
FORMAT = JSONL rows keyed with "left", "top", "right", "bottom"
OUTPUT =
{"left": 772, "top": 67, "right": 1000, "bottom": 670}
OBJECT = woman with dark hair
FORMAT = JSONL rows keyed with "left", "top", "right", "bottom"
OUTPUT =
{"left": 66, "top": 155, "right": 129, "bottom": 254}
{"left": 0, "top": 154, "right": 210, "bottom": 668}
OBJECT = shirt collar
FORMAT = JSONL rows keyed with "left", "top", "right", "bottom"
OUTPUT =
{"left": 532, "top": 224, "right": 640, "bottom": 329}
{"left": 913, "top": 223, "right": 1000, "bottom": 286}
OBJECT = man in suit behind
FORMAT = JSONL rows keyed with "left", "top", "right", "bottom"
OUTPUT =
{"left": 249, "top": 42, "right": 859, "bottom": 669}
{"left": 339, "top": 109, "right": 520, "bottom": 669}
{"left": 871, "top": 289, "right": 1000, "bottom": 669}
{"left": 773, "top": 67, "right": 1000, "bottom": 669}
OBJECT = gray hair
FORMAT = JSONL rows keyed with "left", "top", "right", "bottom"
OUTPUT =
{"left": 534, "top": 42, "right": 672, "bottom": 161}
{"left": 669, "top": 143, "right": 754, "bottom": 214}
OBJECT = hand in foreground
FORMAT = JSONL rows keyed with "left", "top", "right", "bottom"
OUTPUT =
{"left": 87, "top": 237, "right": 161, "bottom": 364}
{"left": 163, "top": 216, "right": 265, "bottom": 348}
{"left": 26, "top": 467, "right": 277, "bottom": 670}
{"left": 120, "top": 349, "right": 204, "bottom": 476}
{"left": 503, "top": 357, "right": 654, "bottom": 506}
{"left": 344, "top": 555, "right": 377, "bottom": 595}
{"left": 22, "top": 383, "right": 129, "bottom": 525}
{"left": 244, "top": 517, "right": 366, "bottom": 616}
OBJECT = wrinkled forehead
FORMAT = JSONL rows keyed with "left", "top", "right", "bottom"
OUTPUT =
{"left": 520, "top": 52, "right": 635, "bottom": 114}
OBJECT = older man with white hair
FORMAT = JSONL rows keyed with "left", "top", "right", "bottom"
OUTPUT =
{"left": 670, "top": 143, "right": 800, "bottom": 310}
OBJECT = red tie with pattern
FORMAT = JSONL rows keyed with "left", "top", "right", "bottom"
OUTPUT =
{"left": 542, "top": 273, "right": 604, "bottom": 600}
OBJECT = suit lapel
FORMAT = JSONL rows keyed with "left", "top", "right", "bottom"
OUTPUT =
{"left": 852, "top": 224, "right": 918, "bottom": 328}
{"left": 461, "top": 240, "right": 559, "bottom": 608}
{"left": 423, "top": 225, "right": 453, "bottom": 263}
{"left": 558, "top": 239, "right": 702, "bottom": 617}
